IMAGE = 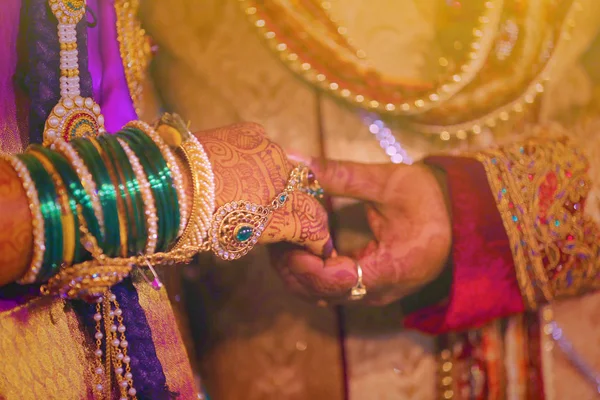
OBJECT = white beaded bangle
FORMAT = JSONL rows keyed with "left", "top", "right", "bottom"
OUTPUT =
{"left": 50, "top": 139, "right": 105, "bottom": 239}
{"left": 117, "top": 139, "right": 159, "bottom": 255}
{"left": 2, "top": 155, "right": 46, "bottom": 284}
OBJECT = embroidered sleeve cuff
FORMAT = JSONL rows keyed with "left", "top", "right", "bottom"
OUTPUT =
{"left": 403, "top": 156, "right": 525, "bottom": 334}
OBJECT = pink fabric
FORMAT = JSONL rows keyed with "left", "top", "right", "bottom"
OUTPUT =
{"left": 403, "top": 156, "right": 525, "bottom": 334}
{"left": 0, "top": 0, "right": 25, "bottom": 153}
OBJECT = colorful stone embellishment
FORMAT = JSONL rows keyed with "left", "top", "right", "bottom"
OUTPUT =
{"left": 210, "top": 200, "right": 272, "bottom": 260}
{"left": 234, "top": 224, "right": 254, "bottom": 243}
{"left": 44, "top": 96, "right": 105, "bottom": 145}
{"left": 208, "top": 164, "right": 317, "bottom": 261}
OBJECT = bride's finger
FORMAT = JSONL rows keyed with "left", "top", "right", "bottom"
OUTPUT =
{"left": 259, "top": 191, "right": 334, "bottom": 257}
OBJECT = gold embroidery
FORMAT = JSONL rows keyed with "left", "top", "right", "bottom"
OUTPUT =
{"left": 475, "top": 136, "right": 600, "bottom": 309}
{"left": 114, "top": 0, "right": 152, "bottom": 117}
{"left": 0, "top": 297, "right": 92, "bottom": 399}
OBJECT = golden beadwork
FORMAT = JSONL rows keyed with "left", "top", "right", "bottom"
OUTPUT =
{"left": 240, "top": 0, "right": 581, "bottom": 142}
{"left": 48, "top": 0, "right": 86, "bottom": 24}
{"left": 2, "top": 155, "right": 46, "bottom": 284}
{"left": 114, "top": 0, "right": 153, "bottom": 117}
{"left": 155, "top": 113, "right": 216, "bottom": 252}
{"left": 474, "top": 135, "right": 600, "bottom": 308}
{"left": 44, "top": 0, "right": 105, "bottom": 145}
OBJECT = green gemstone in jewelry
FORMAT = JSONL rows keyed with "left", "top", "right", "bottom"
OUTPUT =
{"left": 235, "top": 225, "right": 254, "bottom": 243}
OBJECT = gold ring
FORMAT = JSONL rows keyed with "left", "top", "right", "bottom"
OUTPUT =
{"left": 349, "top": 261, "right": 367, "bottom": 301}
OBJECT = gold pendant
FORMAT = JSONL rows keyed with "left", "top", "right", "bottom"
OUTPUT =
{"left": 209, "top": 200, "right": 277, "bottom": 260}
{"left": 43, "top": 96, "right": 105, "bottom": 145}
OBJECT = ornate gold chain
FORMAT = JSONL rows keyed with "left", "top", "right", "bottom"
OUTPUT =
{"left": 114, "top": 0, "right": 152, "bottom": 118}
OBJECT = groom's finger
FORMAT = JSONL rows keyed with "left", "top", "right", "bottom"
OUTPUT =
{"left": 309, "top": 159, "right": 401, "bottom": 203}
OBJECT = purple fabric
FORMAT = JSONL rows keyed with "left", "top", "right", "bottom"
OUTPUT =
{"left": 88, "top": 0, "right": 138, "bottom": 132}
{"left": 20, "top": 0, "right": 94, "bottom": 145}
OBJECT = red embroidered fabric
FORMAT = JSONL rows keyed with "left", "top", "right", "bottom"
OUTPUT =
{"left": 403, "top": 156, "right": 525, "bottom": 334}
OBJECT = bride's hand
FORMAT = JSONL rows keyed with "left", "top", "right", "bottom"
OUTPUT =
{"left": 195, "top": 123, "right": 333, "bottom": 257}
{"left": 271, "top": 160, "right": 451, "bottom": 305}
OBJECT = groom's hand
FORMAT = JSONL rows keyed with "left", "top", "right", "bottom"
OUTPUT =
{"left": 271, "top": 160, "right": 452, "bottom": 305}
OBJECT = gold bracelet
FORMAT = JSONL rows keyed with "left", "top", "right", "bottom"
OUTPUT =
{"left": 155, "top": 113, "right": 215, "bottom": 251}
{"left": 2, "top": 155, "right": 46, "bottom": 284}
{"left": 29, "top": 150, "right": 77, "bottom": 266}
{"left": 209, "top": 164, "right": 322, "bottom": 260}
{"left": 125, "top": 120, "right": 189, "bottom": 237}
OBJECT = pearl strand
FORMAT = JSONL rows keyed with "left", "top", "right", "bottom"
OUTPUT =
{"left": 117, "top": 139, "right": 159, "bottom": 254}
{"left": 51, "top": 139, "right": 105, "bottom": 238}
{"left": 93, "top": 292, "right": 138, "bottom": 399}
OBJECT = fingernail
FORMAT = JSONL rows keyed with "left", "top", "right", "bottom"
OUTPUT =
{"left": 322, "top": 238, "right": 336, "bottom": 259}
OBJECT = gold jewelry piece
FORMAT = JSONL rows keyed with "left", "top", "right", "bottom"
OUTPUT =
{"left": 349, "top": 261, "right": 367, "bottom": 300}
{"left": 2, "top": 155, "right": 46, "bottom": 284}
{"left": 44, "top": 0, "right": 105, "bottom": 145}
{"left": 114, "top": 0, "right": 153, "bottom": 117}
{"left": 209, "top": 164, "right": 315, "bottom": 261}
{"left": 125, "top": 120, "right": 189, "bottom": 237}
{"left": 299, "top": 166, "right": 324, "bottom": 199}
{"left": 41, "top": 206, "right": 198, "bottom": 300}
{"left": 155, "top": 113, "right": 216, "bottom": 251}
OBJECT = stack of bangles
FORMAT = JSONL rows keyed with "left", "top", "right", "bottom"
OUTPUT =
{"left": 3, "top": 113, "right": 323, "bottom": 301}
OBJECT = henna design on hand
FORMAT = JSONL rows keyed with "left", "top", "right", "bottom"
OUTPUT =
{"left": 196, "top": 122, "right": 332, "bottom": 257}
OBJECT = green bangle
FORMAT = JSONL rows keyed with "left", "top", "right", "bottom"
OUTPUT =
{"left": 70, "top": 138, "right": 121, "bottom": 257}
{"left": 117, "top": 128, "right": 180, "bottom": 251}
{"left": 97, "top": 135, "right": 147, "bottom": 255}
{"left": 18, "top": 154, "right": 63, "bottom": 281}
{"left": 28, "top": 145, "right": 82, "bottom": 264}
{"left": 117, "top": 129, "right": 171, "bottom": 251}
{"left": 29, "top": 145, "right": 104, "bottom": 263}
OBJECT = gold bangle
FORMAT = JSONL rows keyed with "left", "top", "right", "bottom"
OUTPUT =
{"left": 125, "top": 120, "right": 189, "bottom": 237}
{"left": 89, "top": 138, "right": 129, "bottom": 258}
{"left": 2, "top": 155, "right": 46, "bottom": 284}
{"left": 117, "top": 138, "right": 159, "bottom": 254}
{"left": 29, "top": 151, "right": 76, "bottom": 266}
{"left": 155, "top": 113, "right": 215, "bottom": 251}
